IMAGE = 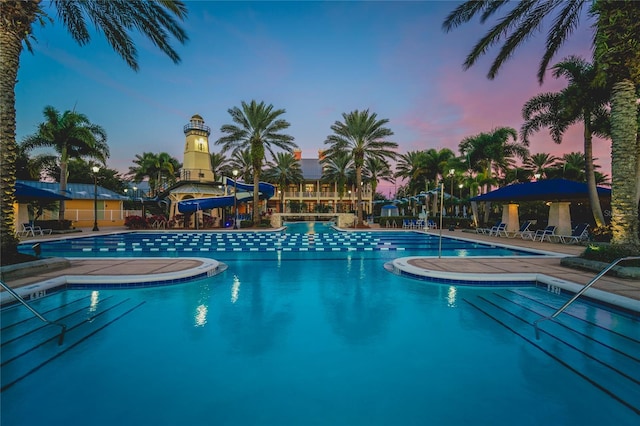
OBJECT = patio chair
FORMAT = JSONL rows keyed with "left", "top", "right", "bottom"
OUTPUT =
{"left": 507, "top": 221, "right": 532, "bottom": 239}
{"left": 559, "top": 223, "right": 590, "bottom": 244}
{"left": 532, "top": 225, "right": 556, "bottom": 242}
{"left": 427, "top": 220, "right": 437, "bottom": 229}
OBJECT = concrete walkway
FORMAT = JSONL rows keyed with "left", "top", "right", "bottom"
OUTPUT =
{"left": 3, "top": 226, "right": 639, "bottom": 305}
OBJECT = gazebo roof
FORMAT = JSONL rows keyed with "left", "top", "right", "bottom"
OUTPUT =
{"left": 470, "top": 179, "right": 611, "bottom": 202}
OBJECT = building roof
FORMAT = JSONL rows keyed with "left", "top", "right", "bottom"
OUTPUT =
{"left": 17, "top": 180, "right": 128, "bottom": 201}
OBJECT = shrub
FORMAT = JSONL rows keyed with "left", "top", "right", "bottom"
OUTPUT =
{"left": 125, "top": 215, "right": 149, "bottom": 229}
{"left": 580, "top": 244, "right": 640, "bottom": 266}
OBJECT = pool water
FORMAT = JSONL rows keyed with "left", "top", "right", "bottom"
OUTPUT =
{"left": 284, "top": 220, "right": 337, "bottom": 234}
{"left": 19, "top": 230, "right": 540, "bottom": 259}
{"left": 2, "top": 231, "right": 639, "bottom": 425}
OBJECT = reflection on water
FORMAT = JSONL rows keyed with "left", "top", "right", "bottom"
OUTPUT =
{"left": 447, "top": 286, "right": 457, "bottom": 307}
{"left": 231, "top": 275, "right": 240, "bottom": 304}
{"left": 194, "top": 304, "right": 208, "bottom": 327}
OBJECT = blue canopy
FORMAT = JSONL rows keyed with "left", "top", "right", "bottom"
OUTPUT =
{"left": 470, "top": 179, "right": 611, "bottom": 202}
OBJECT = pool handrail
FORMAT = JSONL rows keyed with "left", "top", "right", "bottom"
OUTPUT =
{"left": 533, "top": 256, "right": 640, "bottom": 339}
{"left": 0, "top": 280, "right": 67, "bottom": 345}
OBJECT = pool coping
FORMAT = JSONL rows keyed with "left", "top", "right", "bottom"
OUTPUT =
{"left": 388, "top": 256, "right": 640, "bottom": 314}
{"left": 0, "top": 257, "right": 226, "bottom": 306}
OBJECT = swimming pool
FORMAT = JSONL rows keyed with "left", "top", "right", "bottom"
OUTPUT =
{"left": 2, "top": 230, "right": 639, "bottom": 425}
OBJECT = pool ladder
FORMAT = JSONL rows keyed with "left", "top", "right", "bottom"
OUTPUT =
{"left": 533, "top": 256, "right": 639, "bottom": 339}
{"left": 0, "top": 280, "right": 67, "bottom": 345}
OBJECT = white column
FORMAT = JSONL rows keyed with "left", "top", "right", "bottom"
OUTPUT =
{"left": 547, "top": 202, "right": 572, "bottom": 236}
{"left": 501, "top": 203, "right": 520, "bottom": 232}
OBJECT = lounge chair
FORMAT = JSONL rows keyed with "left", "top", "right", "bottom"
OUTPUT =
{"left": 476, "top": 220, "right": 501, "bottom": 235}
{"left": 531, "top": 225, "right": 556, "bottom": 242}
{"left": 559, "top": 223, "right": 590, "bottom": 244}
{"left": 507, "top": 221, "right": 532, "bottom": 239}
{"left": 488, "top": 222, "right": 507, "bottom": 237}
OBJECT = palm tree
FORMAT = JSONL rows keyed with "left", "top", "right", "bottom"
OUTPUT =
{"left": 363, "top": 157, "right": 394, "bottom": 218}
{"left": 22, "top": 106, "right": 109, "bottom": 221}
{"left": 229, "top": 149, "right": 254, "bottom": 183}
{"left": 324, "top": 109, "right": 397, "bottom": 226}
{"left": 0, "top": 0, "right": 188, "bottom": 259}
{"left": 128, "top": 152, "right": 180, "bottom": 197}
{"left": 263, "top": 152, "right": 303, "bottom": 213}
{"left": 394, "top": 150, "right": 428, "bottom": 196}
{"left": 210, "top": 152, "right": 230, "bottom": 180}
{"left": 15, "top": 142, "right": 56, "bottom": 181}
{"left": 321, "top": 151, "right": 354, "bottom": 213}
{"left": 443, "top": 0, "right": 639, "bottom": 247}
{"left": 524, "top": 153, "right": 560, "bottom": 179}
{"left": 521, "top": 56, "right": 609, "bottom": 227}
{"left": 458, "top": 127, "right": 528, "bottom": 192}
{"left": 216, "top": 100, "right": 297, "bottom": 226}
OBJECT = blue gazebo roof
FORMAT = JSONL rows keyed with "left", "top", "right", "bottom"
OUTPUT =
{"left": 470, "top": 179, "right": 611, "bottom": 202}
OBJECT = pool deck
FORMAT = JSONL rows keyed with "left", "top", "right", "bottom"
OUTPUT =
{"left": 2, "top": 227, "right": 639, "bottom": 305}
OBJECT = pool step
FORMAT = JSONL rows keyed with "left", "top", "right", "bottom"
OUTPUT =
{"left": 464, "top": 292, "right": 640, "bottom": 416}
{"left": 1, "top": 295, "right": 145, "bottom": 392}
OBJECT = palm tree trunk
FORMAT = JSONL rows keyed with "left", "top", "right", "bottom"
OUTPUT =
{"left": 610, "top": 80, "right": 640, "bottom": 247}
{"left": 0, "top": 19, "right": 27, "bottom": 256}
{"left": 356, "top": 166, "right": 363, "bottom": 226}
{"left": 253, "top": 169, "right": 260, "bottom": 227}
{"left": 58, "top": 150, "right": 68, "bottom": 222}
{"left": 583, "top": 119, "right": 606, "bottom": 227}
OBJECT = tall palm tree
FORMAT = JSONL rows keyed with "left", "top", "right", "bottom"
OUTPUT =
{"left": 324, "top": 109, "right": 397, "bottom": 226}
{"left": 321, "top": 151, "right": 354, "bottom": 213}
{"left": 216, "top": 100, "right": 297, "bottom": 226}
{"left": 263, "top": 152, "right": 303, "bottom": 213}
{"left": 521, "top": 56, "right": 609, "bottom": 226}
{"left": 22, "top": 106, "right": 109, "bottom": 221}
{"left": 524, "top": 152, "right": 560, "bottom": 179}
{"left": 593, "top": 0, "right": 640, "bottom": 246}
{"left": 0, "top": 0, "right": 188, "bottom": 258}
{"left": 443, "top": 0, "right": 639, "bottom": 247}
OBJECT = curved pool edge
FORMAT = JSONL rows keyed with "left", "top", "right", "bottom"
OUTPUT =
{"left": 0, "top": 257, "right": 227, "bottom": 306}
{"left": 387, "top": 256, "right": 640, "bottom": 314}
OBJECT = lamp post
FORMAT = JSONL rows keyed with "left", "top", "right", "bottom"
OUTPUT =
{"left": 92, "top": 166, "right": 100, "bottom": 231}
{"left": 232, "top": 169, "right": 239, "bottom": 229}
{"left": 458, "top": 183, "right": 463, "bottom": 199}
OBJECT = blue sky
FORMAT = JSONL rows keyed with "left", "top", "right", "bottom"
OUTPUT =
{"left": 15, "top": 1, "right": 605, "bottom": 195}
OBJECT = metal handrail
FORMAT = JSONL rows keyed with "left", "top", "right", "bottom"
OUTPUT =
{"left": 0, "top": 281, "right": 67, "bottom": 345}
{"left": 534, "top": 256, "right": 639, "bottom": 339}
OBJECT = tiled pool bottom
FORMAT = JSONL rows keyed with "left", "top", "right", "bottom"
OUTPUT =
{"left": 21, "top": 230, "right": 546, "bottom": 256}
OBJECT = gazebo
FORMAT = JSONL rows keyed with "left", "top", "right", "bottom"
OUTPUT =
{"left": 470, "top": 179, "right": 611, "bottom": 235}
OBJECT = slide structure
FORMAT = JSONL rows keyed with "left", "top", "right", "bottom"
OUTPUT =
{"left": 177, "top": 177, "right": 276, "bottom": 213}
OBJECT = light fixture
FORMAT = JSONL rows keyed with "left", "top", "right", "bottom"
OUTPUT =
{"left": 92, "top": 166, "right": 100, "bottom": 231}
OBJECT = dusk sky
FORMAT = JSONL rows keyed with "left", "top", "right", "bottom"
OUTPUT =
{"left": 15, "top": 0, "right": 606, "bottom": 195}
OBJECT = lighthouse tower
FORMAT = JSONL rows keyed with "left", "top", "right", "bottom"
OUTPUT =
{"left": 182, "top": 114, "right": 214, "bottom": 182}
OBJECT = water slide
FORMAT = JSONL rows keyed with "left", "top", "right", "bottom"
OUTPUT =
{"left": 177, "top": 177, "right": 276, "bottom": 213}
